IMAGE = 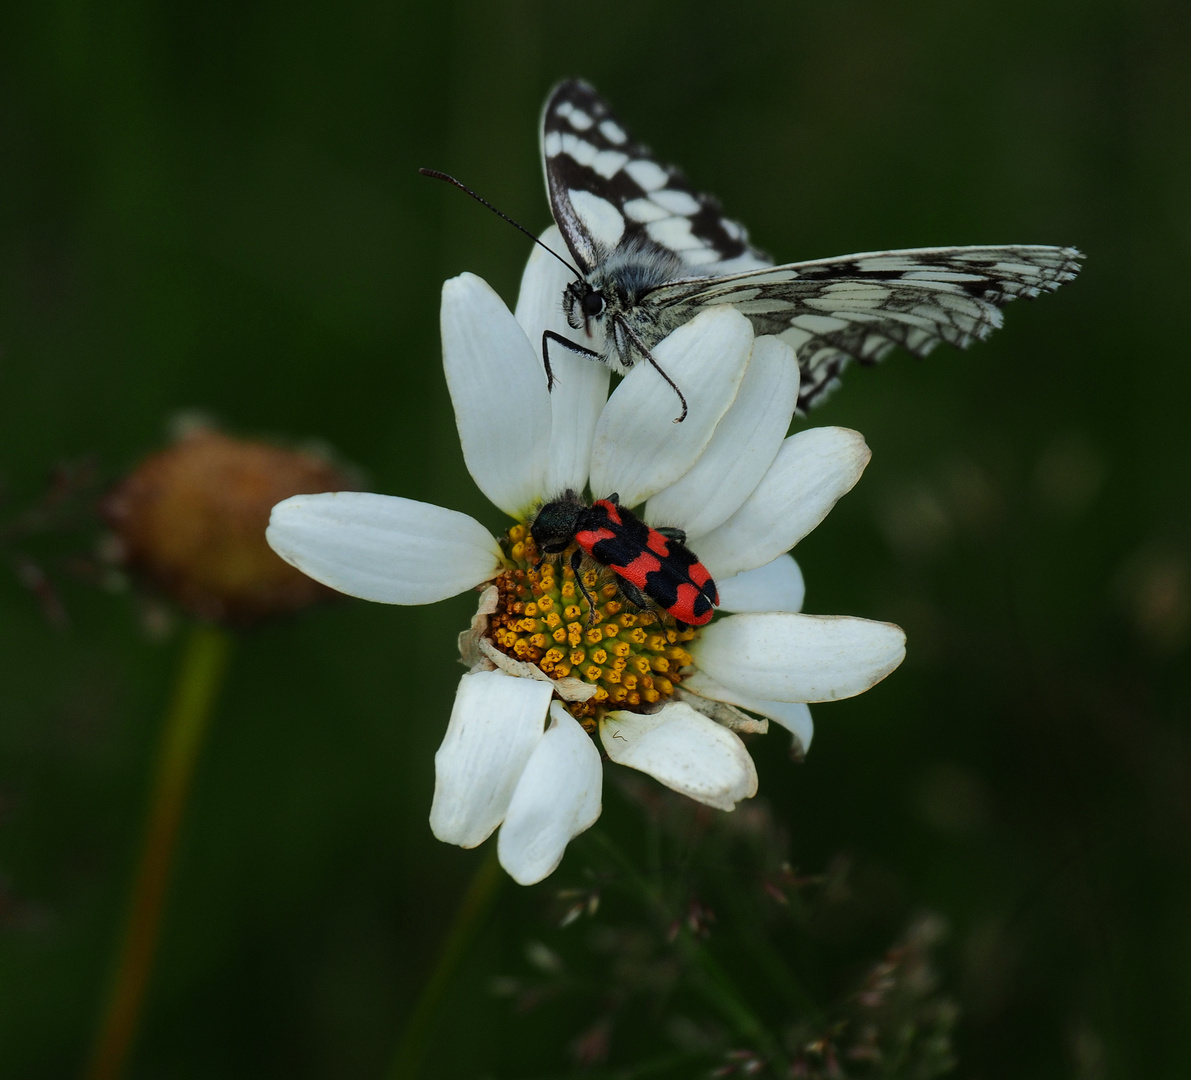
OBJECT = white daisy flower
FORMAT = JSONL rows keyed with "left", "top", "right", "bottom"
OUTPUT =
{"left": 266, "top": 228, "right": 905, "bottom": 886}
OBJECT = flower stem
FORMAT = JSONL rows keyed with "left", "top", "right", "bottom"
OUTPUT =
{"left": 84, "top": 623, "right": 232, "bottom": 1080}
{"left": 386, "top": 847, "right": 503, "bottom": 1080}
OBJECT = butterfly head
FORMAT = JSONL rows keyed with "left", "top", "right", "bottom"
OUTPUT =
{"left": 562, "top": 247, "right": 679, "bottom": 341}
{"left": 563, "top": 278, "right": 609, "bottom": 337}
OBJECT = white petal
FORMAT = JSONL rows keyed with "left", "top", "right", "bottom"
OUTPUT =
{"left": 514, "top": 226, "right": 572, "bottom": 341}
{"left": 513, "top": 227, "right": 610, "bottom": 496}
{"left": 441, "top": 273, "right": 551, "bottom": 518}
{"left": 429, "top": 670, "right": 552, "bottom": 848}
{"left": 267, "top": 492, "right": 502, "bottom": 604}
{"left": 497, "top": 703, "right": 602, "bottom": 885}
{"left": 588, "top": 307, "right": 753, "bottom": 506}
{"left": 691, "top": 612, "right": 906, "bottom": 703}
{"left": 695, "top": 428, "right": 871, "bottom": 580}
{"left": 544, "top": 359, "right": 611, "bottom": 498}
{"left": 600, "top": 701, "right": 757, "bottom": 811}
{"left": 681, "top": 670, "right": 814, "bottom": 755}
{"left": 715, "top": 555, "right": 805, "bottom": 614}
{"left": 777, "top": 702, "right": 813, "bottom": 754}
{"left": 646, "top": 335, "right": 799, "bottom": 537}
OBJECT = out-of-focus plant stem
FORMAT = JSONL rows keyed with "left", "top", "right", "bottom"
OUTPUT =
{"left": 387, "top": 846, "right": 503, "bottom": 1080}
{"left": 84, "top": 623, "right": 232, "bottom": 1080}
{"left": 523, "top": 1049, "right": 707, "bottom": 1079}
{"left": 587, "top": 829, "right": 792, "bottom": 1073}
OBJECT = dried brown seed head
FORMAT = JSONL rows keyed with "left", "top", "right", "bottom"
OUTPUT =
{"left": 103, "top": 428, "right": 352, "bottom": 625}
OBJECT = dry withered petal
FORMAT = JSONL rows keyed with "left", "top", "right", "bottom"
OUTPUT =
{"left": 102, "top": 427, "right": 353, "bottom": 625}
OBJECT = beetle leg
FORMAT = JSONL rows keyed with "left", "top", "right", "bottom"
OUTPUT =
{"left": 570, "top": 548, "right": 598, "bottom": 624}
{"left": 617, "top": 577, "right": 651, "bottom": 613}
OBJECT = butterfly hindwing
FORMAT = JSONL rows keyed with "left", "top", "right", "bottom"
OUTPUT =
{"left": 648, "top": 244, "right": 1084, "bottom": 410}
{"left": 541, "top": 80, "right": 769, "bottom": 277}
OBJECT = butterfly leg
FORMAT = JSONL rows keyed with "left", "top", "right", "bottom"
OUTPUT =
{"left": 613, "top": 316, "right": 688, "bottom": 423}
{"left": 541, "top": 331, "right": 601, "bottom": 392}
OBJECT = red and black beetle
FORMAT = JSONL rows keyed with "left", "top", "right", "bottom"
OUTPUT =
{"left": 530, "top": 491, "right": 719, "bottom": 626}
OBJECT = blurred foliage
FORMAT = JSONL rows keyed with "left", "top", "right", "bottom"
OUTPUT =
{"left": 1, "top": 1, "right": 1189, "bottom": 1078}
{"left": 490, "top": 780, "right": 959, "bottom": 1079}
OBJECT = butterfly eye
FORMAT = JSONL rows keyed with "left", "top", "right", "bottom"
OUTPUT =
{"left": 581, "top": 291, "right": 605, "bottom": 318}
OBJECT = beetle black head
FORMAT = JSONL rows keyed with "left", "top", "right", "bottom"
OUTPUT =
{"left": 530, "top": 497, "right": 585, "bottom": 555}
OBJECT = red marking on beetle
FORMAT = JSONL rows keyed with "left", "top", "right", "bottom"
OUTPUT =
{"left": 688, "top": 562, "right": 716, "bottom": 601}
{"left": 645, "top": 531, "right": 671, "bottom": 557}
{"left": 671, "top": 583, "right": 708, "bottom": 625}
{"left": 576, "top": 525, "right": 617, "bottom": 548}
{"left": 613, "top": 550, "right": 663, "bottom": 588}
{"left": 593, "top": 498, "right": 623, "bottom": 525}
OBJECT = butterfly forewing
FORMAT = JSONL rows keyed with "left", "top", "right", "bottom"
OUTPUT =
{"left": 541, "top": 80, "right": 770, "bottom": 277}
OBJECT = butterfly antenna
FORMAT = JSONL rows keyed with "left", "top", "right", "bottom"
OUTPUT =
{"left": 418, "top": 168, "right": 582, "bottom": 278}
{"left": 615, "top": 317, "right": 689, "bottom": 423}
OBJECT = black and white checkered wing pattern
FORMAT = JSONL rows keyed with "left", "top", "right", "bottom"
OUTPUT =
{"left": 541, "top": 80, "right": 769, "bottom": 276}
{"left": 651, "top": 245, "right": 1085, "bottom": 411}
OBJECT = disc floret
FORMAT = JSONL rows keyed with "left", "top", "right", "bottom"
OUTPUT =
{"left": 490, "top": 524, "right": 695, "bottom": 729}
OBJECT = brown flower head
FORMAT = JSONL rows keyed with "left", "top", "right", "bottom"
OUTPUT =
{"left": 103, "top": 426, "right": 353, "bottom": 624}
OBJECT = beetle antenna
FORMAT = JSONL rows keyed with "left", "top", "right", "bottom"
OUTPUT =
{"left": 419, "top": 169, "right": 582, "bottom": 278}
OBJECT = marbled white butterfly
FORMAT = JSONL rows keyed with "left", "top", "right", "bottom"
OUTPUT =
{"left": 541, "top": 79, "right": 1083, "bottom": 420}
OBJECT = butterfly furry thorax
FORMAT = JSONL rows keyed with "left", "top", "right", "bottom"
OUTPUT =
{"left": 563, "top": 241, "right": 691, "bottom": 374}
{"left": 541, "top": 78, "right": 1083, "bottom": 413}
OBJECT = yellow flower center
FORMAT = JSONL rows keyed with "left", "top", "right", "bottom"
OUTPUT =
{"left": 490, "top": 524, "right": 697, "bottom": 730}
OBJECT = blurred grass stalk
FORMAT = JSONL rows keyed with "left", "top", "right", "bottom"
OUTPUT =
{"left": 85, "top": 624, "right": 232, "bottom": 1080}
{"left": 387, "top": 848, "right": 502, "bottom": 1080}
{"left": 587, "top": 829, "right": 792, "bottom": 1074}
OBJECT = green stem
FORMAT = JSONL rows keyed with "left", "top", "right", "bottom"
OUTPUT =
{"left": 386, "top": 847, "right": 503, "bottom": 1080}
{"left": 84, "top": 623, "right": 232, "bottom": 1080}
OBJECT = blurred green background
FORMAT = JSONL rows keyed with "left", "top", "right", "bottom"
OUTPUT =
{"left": 2, "top": 1, "right": 1189, "bottom": 1077}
